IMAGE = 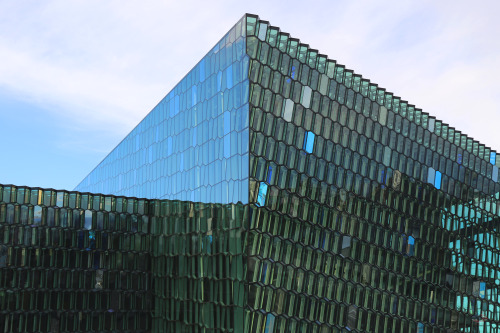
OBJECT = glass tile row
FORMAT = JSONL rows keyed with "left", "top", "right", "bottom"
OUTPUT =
{"left": 246, "top": 15, "right": 498, "bottom": 170}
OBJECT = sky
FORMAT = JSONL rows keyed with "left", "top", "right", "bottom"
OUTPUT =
{"left": 0, "top": 0, "right": 499, "bottom": 191}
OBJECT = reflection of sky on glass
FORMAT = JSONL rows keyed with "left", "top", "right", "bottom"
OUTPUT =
{"left": 76, "top": 18, "right": 249, "bottom": 204}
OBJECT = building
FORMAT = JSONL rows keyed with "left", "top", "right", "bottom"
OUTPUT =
{"left": 0, "top": 184, "right": 246, "bottom": 332}
{"left": 1, "top": 13, "right": 500, "bottom": 332}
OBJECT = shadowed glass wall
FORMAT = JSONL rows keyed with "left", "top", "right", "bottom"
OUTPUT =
{"left": 0, "top": 184, "right": 247, "bottom": 333}
{"left": 244, "top": 14, "right": 500, "bottom": 333}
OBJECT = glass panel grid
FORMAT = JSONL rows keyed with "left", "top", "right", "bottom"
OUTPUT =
{"left": 0, "top": 183, "right": 247, "bottom": 332}
{"left": 246, "top": 14, "right": 500, "bottom": 333}
{"left": 3, "top": 13, "right": 500, "bottom": 333}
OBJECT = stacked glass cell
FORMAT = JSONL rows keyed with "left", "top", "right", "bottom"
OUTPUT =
{"left": 0, "top": 185, "right": 151, "bottom": 332}
{"left": 245, "top": 14, "right": 500, "bottom": 332}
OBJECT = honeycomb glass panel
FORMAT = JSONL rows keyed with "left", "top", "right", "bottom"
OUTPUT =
{"left": 245, "top": 14, "right": 500, "bottom": 333}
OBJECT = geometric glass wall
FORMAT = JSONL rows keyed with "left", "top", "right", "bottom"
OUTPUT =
{"left": 244, "top": 14, "right": 500, "bottom": 333}
{"left": 0, "top": 185, "right": 152, "bottom": 332}
{"left": 0, "top": 184, "right": 246, "bottom": 333}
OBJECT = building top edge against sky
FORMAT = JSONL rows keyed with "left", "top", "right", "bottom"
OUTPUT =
{"left": 75, "top": 15, "right": 250, "bottom": 203}
{"left": 75, "top": 13, "right": 500, "bottom": 203}
{"left": 244, "top": 14, "right": 498, "bottom": 159}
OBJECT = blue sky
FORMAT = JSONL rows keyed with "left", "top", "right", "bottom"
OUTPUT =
{"left": 0, "top": 0, "right": 499, "bottom": 191}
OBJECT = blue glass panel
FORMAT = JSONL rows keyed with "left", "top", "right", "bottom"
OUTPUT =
{"left": 286, "top": 66, "right": 296, "bottom": 83}
{"left": 261, "top": 263, "right": 267, "bottom": 283}
{"left": 264, "top": 313, "right": 275, "bottom": 333}
{"left": 169, "top": 97, "right": 175, "bottom": 117}
{"left": 427, "top": 167, "right": 435, "bottom": 185}
{"left": 318, "top": 231, "right": 326, "bottom": 249}
{"left": 217, "top": 71, "right": 223, "bottom": 91}
{"left": 200, "top": 59, "right": 205, "bottom": 82}
{"left": 224, "top": 111, "right": 231, "bottom": 136}
{"left": 303, "top": 131, "right": 315, "bottom": 154}
{"left": 167, "top": 137, "right": 173, "bottom": 156}
{"left": 435, "top": 171, "right": 442, "bottom": 189}
{"left": 192, "top": 85, "right": 197, "bottom": 106}
{"left": 480, "top": 282, "right": 486, "bottom": 298}
{"left": 227, "top": 64, "right": 233, "bottom": 89}
{"left": 408, "top": 236, "right": 415, "bottom": 256}
{"left": 490, "top": 152, "right": 496, "bottom": 165}
{"left": 267, "top": 165, "right": 272, "bottom": 183}
{"left": 224, "top": 134, "right": 231, "bottom": 159}
{"left": 192, "top": 127, "right": 197, "bottom": 147}
{"left": 202, "top": 235, "right": 212, "bottom": 253}
{"left": 417, "top": 322, "right": 424, "bottom": 333}
{"left": 75, "top": 17, "right": 249, "bottom": 204}
{"left": 256, "top": 182, "right": 268, "bottom": 207}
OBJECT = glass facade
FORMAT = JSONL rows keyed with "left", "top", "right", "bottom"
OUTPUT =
{"left": 3, "top": 13, "right": 500, "bottom": 333}
{"left": 244, "top": 14, "right": 500, "bottom": 333}
{"left": 75, "top": 17, "right": 250, "bottom": 205}
{"left": 0, "top": 184, "right": 246, "bottom": 333}
{"left": 150, "top": 198, "right": 247, "bottom": 332}
{"left": 0, "top": 185, "right": 152, "bottom": 332}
